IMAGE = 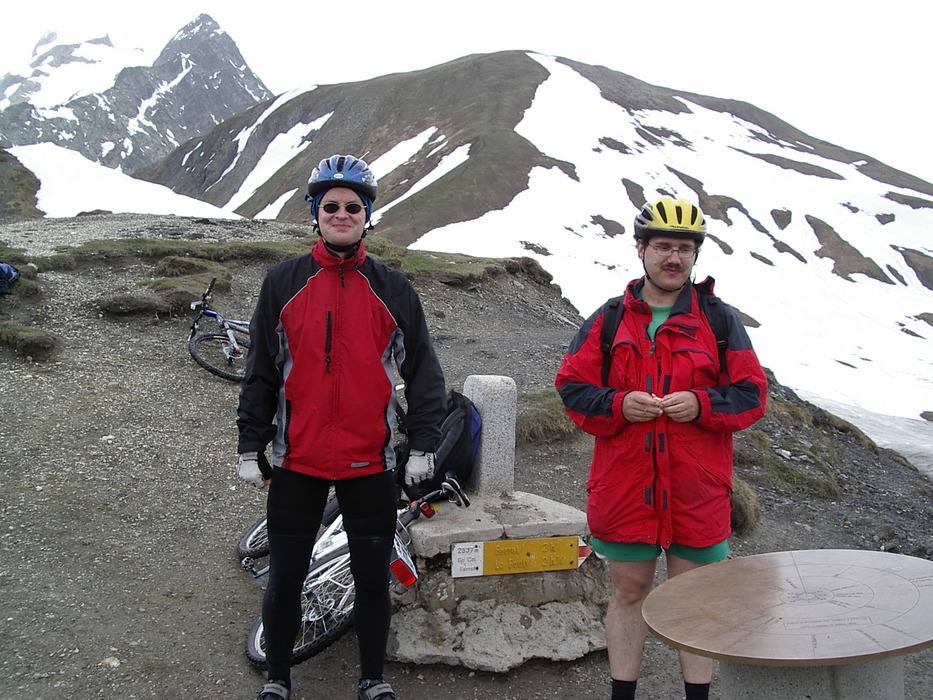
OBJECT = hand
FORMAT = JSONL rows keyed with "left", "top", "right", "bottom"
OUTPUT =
{"left": 405, "top": 450, "right": 435, "bottom": 486}
{"left": 622, "top": 391, "right": 663, "bottom": 423}
{"left": 659, "top": 391, "right": 700, "bottom": 423}
{"left": 237, "top": 451, "right": 269, "bottom": 488}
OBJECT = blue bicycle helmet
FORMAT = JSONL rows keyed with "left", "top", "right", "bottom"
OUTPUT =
{"left": 306, "top": 154, "right": 378, "bottom": 223}
{"left": 307, "top": 154, "right": 377, "bottom": 200}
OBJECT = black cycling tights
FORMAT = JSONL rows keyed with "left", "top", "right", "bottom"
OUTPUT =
{"left": 262, "top": 467, "right": 398, "bottom": 683}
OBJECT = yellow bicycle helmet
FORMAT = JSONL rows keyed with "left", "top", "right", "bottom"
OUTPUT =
{"left": 634, "top": 196, "right": 706, "bottom": 244}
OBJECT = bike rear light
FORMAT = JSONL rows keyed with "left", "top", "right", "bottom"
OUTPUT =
{"left": 390, "top": 557, "right": 418, "bottom": 586}
{"left": 418, "top": 502, "right": 436, "bottom": 518}
{"left": 390, "top": 531, "right": 419, "bottom": 587}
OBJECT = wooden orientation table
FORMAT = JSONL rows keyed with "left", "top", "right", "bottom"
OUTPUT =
{"left": 642, "top": 549, "right": 933, "bottom": 700}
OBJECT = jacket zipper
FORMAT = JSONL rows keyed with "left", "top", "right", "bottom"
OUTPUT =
{"left": 325, "top": 311, "right": 333, "bottom": 373}
{"left": 648, "top": 335, "right": 668, "bottom": 541}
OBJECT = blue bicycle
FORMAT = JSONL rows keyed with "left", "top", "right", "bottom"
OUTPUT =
{"left": 187, "top": 277, "right": 250, "bottom": 382}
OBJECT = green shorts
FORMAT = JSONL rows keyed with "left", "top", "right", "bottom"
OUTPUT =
{"left": 590, "top": 537, "right": 729, "bottom": 564}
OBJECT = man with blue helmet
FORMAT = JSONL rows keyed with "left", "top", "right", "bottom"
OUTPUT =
{"left": 237, "top": 155, "right": 447, "bottom": 700}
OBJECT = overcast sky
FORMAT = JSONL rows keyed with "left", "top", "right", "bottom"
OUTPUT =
{"left": 4, "top": 1, "right": 932, "bottom": 184}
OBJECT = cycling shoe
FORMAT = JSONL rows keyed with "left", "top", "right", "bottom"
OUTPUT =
{"left": 358, "top": 679, "right": 397, "bottom": 700}
{"left": 257, "top": 680, "right": 290, "bottom": 699}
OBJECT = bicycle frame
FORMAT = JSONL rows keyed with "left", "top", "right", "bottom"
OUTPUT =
{"left": 190, "top": 307, "right": 249, "bottom": 358}
{"left": 240, "top": 476, "right": 470, "bottom": 585}
{"left": 188, "top": 278, "right": 250, "bottom": 342}
{"left": 242, "top": 505, "right": 407, "bottom": 583}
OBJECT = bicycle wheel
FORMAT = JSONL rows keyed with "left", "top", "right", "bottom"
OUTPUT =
{"left": 188, "top": 332, "right": 250, "bottom": 382}
{"left": 237, "top": 516, "right": 269, "bottom": 558}
{"left": 236, "top": 494, "right": 338, "bottom": 560}
{"left": 245, "top": 547, "right": 355, "bottom": 669}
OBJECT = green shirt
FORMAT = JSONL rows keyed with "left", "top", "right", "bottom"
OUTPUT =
{"left": 637, "top": 290, "right": 673, "bottom": 339}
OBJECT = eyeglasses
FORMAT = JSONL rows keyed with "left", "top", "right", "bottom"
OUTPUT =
{"left": 321, "top": 201, "right": 364, "bottom": 214}
{"left": 646, "top": 243, "right": 697, "bottom": 259}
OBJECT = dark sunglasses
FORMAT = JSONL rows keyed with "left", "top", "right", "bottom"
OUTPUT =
{"left": 321, "top": 202, "right": 364, "bottom": 214}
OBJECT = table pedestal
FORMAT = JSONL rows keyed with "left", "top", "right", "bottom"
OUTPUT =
{"left": 719, "top": 656, "right": 904, "bottom": 700}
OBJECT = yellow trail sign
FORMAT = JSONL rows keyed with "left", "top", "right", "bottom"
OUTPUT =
{"left": 451, "top": 536, "right": 592, "bottom": 578}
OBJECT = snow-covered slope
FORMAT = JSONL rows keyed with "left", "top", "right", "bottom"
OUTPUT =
{"left": 10, "top": 143, "right": 238, "bottom": 218}
{"left": 410, "top": 55, "right": 933, "bottom": 425}
{"left": 0, "top": 33, "right": 146, "bottom": 110}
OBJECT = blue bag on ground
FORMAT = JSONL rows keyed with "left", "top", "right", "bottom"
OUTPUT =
{"left": 0, "top": 262, "right": 19, "bottom": 294}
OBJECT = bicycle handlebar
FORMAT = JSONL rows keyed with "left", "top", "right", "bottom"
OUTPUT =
{"left": 399, "top": 472, "right": 470, "bottom": 528}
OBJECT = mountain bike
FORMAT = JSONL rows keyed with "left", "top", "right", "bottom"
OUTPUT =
{"left": 187, "top": 277, "right": 251, "bottom": 382}
{"left": 241, "top": 473, "right": 471, "bottom": 669}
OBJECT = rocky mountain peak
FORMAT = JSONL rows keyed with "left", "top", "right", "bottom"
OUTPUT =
{"left": 0, "top": 14, "right": 273, "bottom": 173}
{"left": 154, "top": 14, "right": 225, "bottom": 66}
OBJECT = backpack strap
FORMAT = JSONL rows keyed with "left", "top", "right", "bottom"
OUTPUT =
{"left": 599, "top": 288, "right": 731, "bottom": 387}
{"left": 599, "top": 296, "right": 624, "bottom": 387}
{"left": 698, "top": 291, "right": 730, "bottom": 381}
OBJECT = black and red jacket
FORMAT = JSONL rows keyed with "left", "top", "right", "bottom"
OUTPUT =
{"left": 237, "top": 238, "right": 446, "bottom": 480}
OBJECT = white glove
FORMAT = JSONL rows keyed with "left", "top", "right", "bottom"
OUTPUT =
{"left": 237, "top": 451, "right": 266, "bottom": 487}
{"left": 404, "top": 450, "right": 435, "bottom": 486}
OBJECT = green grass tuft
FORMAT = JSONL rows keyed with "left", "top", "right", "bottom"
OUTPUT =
{"left": 516, "top": 389, "right": 579, "bottom": 444}
{"left": 731, "top": 476, "right": 760, "bottom": 535}
{"left": 0, "top": 322, "right": 57, "bottom": 361}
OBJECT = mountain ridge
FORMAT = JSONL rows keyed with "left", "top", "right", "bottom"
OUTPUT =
{"left": 0, "top": 19, "right": 930, "bottom": 430}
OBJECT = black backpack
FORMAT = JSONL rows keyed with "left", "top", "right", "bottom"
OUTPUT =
{"left": 600, "top": 284, "right": 730, "bottom": 386}
{"left": 399, "top": 389, "right": 482, "bottom": 499}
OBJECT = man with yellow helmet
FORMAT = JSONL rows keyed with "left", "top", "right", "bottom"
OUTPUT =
{"left": 556, "top": 196, "right": 768, "bottom": 700}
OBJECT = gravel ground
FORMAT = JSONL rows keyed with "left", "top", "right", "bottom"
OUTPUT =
{"left": 1, "top": 214, "right": 931, "bottom": 699}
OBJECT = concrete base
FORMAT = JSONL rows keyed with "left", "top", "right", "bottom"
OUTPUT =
{"left": 719, "top": 656, "right": 905, "bottom": 700}
{"left": 407, "top": 491, "right": 590, "bottom": 558}
{"left": 386, "top": 491, "right": 610, "bottom": 672}
{"left": 388, "top": 557, "right": 608, "bottom": 672}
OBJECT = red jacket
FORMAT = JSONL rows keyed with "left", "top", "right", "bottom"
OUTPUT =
{"left": 237, "top": 239, "right": 446, "bottom": 480}
{"left": 555, "top": 277, "right": 767, "bottom": 548}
